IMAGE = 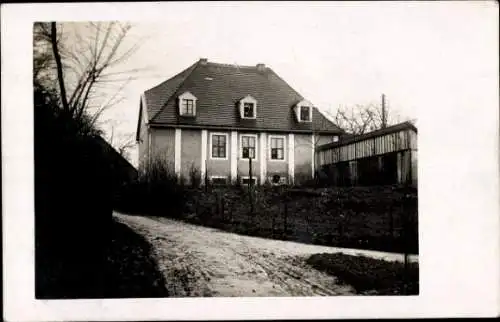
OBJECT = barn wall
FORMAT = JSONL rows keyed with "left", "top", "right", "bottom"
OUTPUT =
{"left": 316, "top": 128, "right": 417, "bottom": 186}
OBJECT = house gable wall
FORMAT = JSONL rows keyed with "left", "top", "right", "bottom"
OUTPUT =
{"left": 294, "top": 134, "right": 313, "bottom": 183}
{"left": 137, "top": 104, "right": 150, "bottom": 167}
{"left": 180, "top": 129, "right": 202, "bottom": 180}
{"left": 150, "top": 128, "right": 176, "bottom": 167}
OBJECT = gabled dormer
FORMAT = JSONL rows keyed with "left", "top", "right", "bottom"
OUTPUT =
{"left": 238, "top": 95, "right": 257, "bottom": 119}
{"left": 294, "top": 99, "right": 313, "bottom": 123}
{"left": 178, "top": 91, "right": 197, "bottom": 117}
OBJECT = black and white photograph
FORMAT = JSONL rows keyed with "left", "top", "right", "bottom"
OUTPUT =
{"left": 2, "top": 1, "right": 499, "bottom": 320}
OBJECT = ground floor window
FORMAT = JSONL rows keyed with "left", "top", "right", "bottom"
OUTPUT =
{"left": 241, "top": 135, "right": 256, "bottom": 159}
{"left": 210, "top": 176, "right": 228, "bottom": 185}
{"left": 269, "top": 136, "right": 285, "bottom": 160}
{"left": 211, "top": 133, "right": 227, "bottom": 159}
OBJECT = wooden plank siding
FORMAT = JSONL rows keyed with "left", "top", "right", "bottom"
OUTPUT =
{"left": 316, "top": 123, "right": 417, "bottom": 186}
{"left": 317, "top": 129, "right": 416, "bottom": 165}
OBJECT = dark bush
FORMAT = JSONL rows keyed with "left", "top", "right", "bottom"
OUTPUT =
{"left": 35, "top": 82, "right": 114, "bottom": 298}
{"left": 306, "top": 253, "right": 419, "bottom": 295}
{"left": 114, "top": 156, "right": 187, "bottom": 218}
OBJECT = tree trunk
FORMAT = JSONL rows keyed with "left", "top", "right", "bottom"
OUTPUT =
{"left": 50, "top": 22, "right": 70, "bottom": 113}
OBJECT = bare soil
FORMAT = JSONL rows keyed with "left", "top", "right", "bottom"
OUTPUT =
{"left": 115, "top": 212, "right": 417, "bottom": 297}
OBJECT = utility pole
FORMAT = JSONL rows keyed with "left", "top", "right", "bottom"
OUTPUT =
{"left": 381, "top": 93, "right": 387, "bottom": 129}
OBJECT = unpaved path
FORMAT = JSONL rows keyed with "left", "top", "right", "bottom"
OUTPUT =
{"left": 114, "top": 212, "right": 417, "bottom": 297}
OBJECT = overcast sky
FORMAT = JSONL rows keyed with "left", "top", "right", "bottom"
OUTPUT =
{"left": 90, "top": 1, "right": 497, "bottom": 166}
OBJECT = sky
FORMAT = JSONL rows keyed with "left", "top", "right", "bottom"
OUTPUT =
{"left": 89, "top": 1, "right": 498, "bottom": 167}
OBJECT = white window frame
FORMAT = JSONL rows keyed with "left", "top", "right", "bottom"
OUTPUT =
{"left": 240, "top": 176, "right": 257, "bottom": 185}
{"left": 178, "top": 91, "right": 197, "bottom": 116}
{"left": 268, "top": 135, "right": 287, "bottom": 162}
{"left": 239, "top": 95, "right": 257, "bottom": 119}
{"left": 209, "top": 132, "right": 229, "bottom": 160}
{"left": 299, "top": 105, "right": 312, "bottom": 122}
{"left": 240, "top": 134, "right": 258, "bottom": 160}
{"left": 294, "top": 99, "right": 313, "bottom": 123}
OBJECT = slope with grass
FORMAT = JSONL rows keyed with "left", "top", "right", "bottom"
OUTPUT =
{"left": 306, "top": 253, "right": 419, "bottom": 295}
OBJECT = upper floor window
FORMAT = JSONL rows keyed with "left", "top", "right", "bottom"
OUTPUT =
{"left": 294, "top": 99, "right": 313, "bottom": 123}
{"left": 178, "top": 91, "right": 197, "bottom": 116}
{"left": 270, "top": 136, "right": 285, "bottom": 160}
{"left": 241, "top": 135, "right": 256, "bottom": 159}
{"left": 300, "top": 106, "right": 311, "bottom": 122}
{"left": 211, "top": 133, "right": 227, "bottom": 159}
{"left": 182, "top": 99, "right": 195, "bottom": 116}
{"left": 243, "top": 103, "right": 255, "bottom": 118}
{"left": 239, "top": 95, "right": 257, "bottom": 119}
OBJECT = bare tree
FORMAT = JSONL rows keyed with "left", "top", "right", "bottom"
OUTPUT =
{"left": 34, "top": 21, "right": 145, "bottom": 126}
{"left": 107, "top": 124, "right": 136, "bottom": 160}
{"left": 328, "top": 94, "right": 403, "bottom": 135}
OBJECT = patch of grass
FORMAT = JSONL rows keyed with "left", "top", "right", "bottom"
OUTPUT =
{"left": 306, "top": 253, "right": 418, "bottom": 295}
{"left": 177, "top": 185, "right": 418, "bottom": 254}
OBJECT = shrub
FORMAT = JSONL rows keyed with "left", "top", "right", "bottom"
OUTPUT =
{"left": 116, "top": 155, "right": 188, "bottom": 218}
{"left": 306, "top": 253, "right": 419, "bottom": 295}
{"left": 188, "top": 162, "right": 202, "bottom": 188}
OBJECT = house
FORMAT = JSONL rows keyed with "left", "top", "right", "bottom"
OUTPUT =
{"left": 316, "top": 121, "right": 417, "bottom": 186}
{"left": 136, "top": 58, "right": 343, "bottom": 185}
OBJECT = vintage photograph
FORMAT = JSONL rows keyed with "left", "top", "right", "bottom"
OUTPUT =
{"left": 33, "top": 8, "right": 421, "bottom": 300}
{"left": 4, "top": 0, "right": 499, "bottom": 319}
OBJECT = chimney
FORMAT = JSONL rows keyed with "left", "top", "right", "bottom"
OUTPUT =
{"left": 256, "top": 63, "right": 266, "bottom": 72}
{"left": 199, "top": 58, "right": 208, "bottom": 65}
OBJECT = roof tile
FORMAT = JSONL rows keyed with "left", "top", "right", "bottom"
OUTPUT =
{"left": 143, "top": 60, "right": 342, "bottom": 134}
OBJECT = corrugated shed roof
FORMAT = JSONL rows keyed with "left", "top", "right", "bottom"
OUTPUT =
{"left": 317, "top": 121, "right": 417, "bottom": 151}
{"left": 142, "top": 59, "right": 343, "bottom": 134}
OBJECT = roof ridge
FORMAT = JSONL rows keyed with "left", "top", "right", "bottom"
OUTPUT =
{"left": 149, "top": 61, "right": 200, "bottom": 122}
{"left": 206, "top": 61, "right": 260, "bottom": 69}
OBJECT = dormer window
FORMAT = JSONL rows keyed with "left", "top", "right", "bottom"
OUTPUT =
{"left": 182, "top": 99, "right": 195, "bottom": 116}
{"left": 300, "top": 106, "right": 310, "bottom": 122}
{"left": 243, "top": 103, "right": 255, "bottom": 118}
{"left": 294, "top": 99, "right": 313, "bottom": 123}
{"left": 239, "top": 95, "right": 257, "bottom": 119}
{"left": 178, "top": 91, "right": 197, "bottom": 117}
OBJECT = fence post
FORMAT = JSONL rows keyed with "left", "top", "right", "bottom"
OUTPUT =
{"left": 272, "top": 207, "right": 276, "bottom": 238}
{"left": 248, "top": 157, "right": 254, "bottom": 216}
{"left": 389, "top": 203, "right": 394, "bottom": 239}
{"left": 283, "top": 188, "right": 288, "bottom": 238}
{"left": 219, "top": 193, "right": 224, "bottom": 220}
{"left": 204, "top": 159, "right": 209, "bottom": 192}
{"left": 402, "top": 187, "right": 409, "bottom": 295}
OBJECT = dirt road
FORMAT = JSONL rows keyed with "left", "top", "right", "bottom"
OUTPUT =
{"left": 114, "top": 212, "right": 416, "bottom": 297}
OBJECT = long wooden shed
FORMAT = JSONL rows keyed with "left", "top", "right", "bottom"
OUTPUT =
{"left": 316, "top": 121, "right": 417, "bottom": 186}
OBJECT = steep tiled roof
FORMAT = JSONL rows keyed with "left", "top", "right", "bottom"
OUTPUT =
{"left": 142, "top": 59, "right": 343, "bottom": 134}
{"left": 317, "top": 121, "right": 417, "bottom": 151}
{"left": 143, "top": 61, "right": 199, "bottom": 121}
